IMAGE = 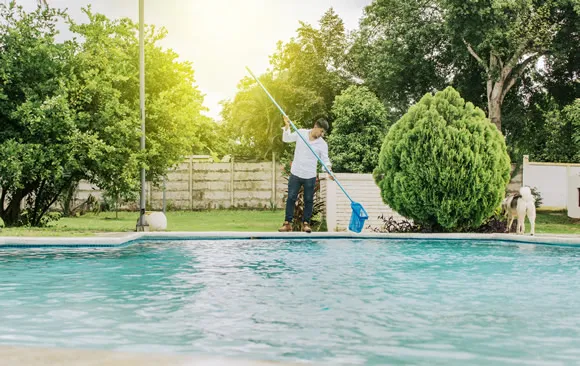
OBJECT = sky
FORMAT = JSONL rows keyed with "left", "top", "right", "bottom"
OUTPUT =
{"left": 16, "top": 0, "right": 372, "bottom": 120}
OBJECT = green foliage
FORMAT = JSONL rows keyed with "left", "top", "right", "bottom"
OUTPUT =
{"left": 373, "top": 87, "right": 511, "bottom": 231}
{"left": 541, "top": 2, "right": 580, "bottom": 107}
{"left": 0, "top": 4, "right": 216, "bottom": 227}
{"left": 328, "top": 86, "right": 390, "bottom": 173}
{"left": 221, "top": 72, "right": 325, "bottom": 160}
{"left": 536, "top": 99, "right": 578, "bottom": 162}
{"left": 223, "top": 8, "right": 352, "bottom": 160}
{"left": 351, "top": 0, "right": 578, "bottom": 132}
{"left": 530, "top": 187, "right": 543, "bottom": 209}
{"left": 444, "top": 0, "right": 560, "bottom": 62}
{"left": 508, "top": 94, "right": 579, "bottom": 163}
{"left": 565, "top": 100, "right": 580, "bottom": 162}
{"left": 270, "top": 8, "right": 352, "bottom": 113}
{"left": 69, "top": 7, "right": 209, "bottom": 187}
{"left": 0, "top": 3, "right": 81, "bottom": 226}
{"left": 349, "top": 0, "right": 450, "bottom": 117}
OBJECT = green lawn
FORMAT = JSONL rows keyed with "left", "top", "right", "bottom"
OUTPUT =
{"left": 534, "top": 210, "right": 580, "bottom": 235}
{"left": 0, "top": 210, "right": 284, "bottom": 236}
{"left": 0, "top": 210, "right": 577, "bottom": 237}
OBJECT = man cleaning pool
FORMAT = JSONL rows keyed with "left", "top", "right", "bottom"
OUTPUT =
{"left": 278, "top": 115, "right": 334, "bottom": 233}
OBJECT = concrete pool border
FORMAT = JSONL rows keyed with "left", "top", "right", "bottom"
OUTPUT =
{"left": 0, "top": 231, "right": 579, "bottom": 248}
{"left": 0, "top": 345, "right": 304, "bottom": 366}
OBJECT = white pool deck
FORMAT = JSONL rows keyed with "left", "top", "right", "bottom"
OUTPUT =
{"left": 1, "top": 231, "right": 579, "bottom": 247}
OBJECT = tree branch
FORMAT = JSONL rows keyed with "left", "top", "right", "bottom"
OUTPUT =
{"left": 487, "top": 79, "right": 493, "bottom": 106}
{"left": 463, "top": 39, "right": 488, "bottom": 72}
{"left": 491, "top": 51, "right": 504, "bottom": 70}
{"left": 38, "top": 191, "right": 63, "bottom": 225}
{"left": 37, "top": 179, "right": 72, "bottom": 226}
{"left": 32, "top": 179, "right": 46, "bottom": 226}
{"left": 506, "top": 39, "right": 530, "bottom": 70}
{"left": 501, "top": 54, "right": 539, "bottom": 103}
{"left": 501, "top": 78, "right": 518, "bottom": 104}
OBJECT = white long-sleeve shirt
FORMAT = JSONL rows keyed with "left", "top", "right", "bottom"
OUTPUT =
{"left": 282, "top": 126, "right": 332, "bottom": 179}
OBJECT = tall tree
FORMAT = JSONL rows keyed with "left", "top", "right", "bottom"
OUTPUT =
{"left": 348, "top": 0, "right": 450, "bottom": 117}
{"left": 270, "top": 8, "right": 352, "bottom": 117}
{"left": 0, "top": 3, "right": 81, "bottom": 226}
{"left": 537, "top": 1, "right": 580, "bottom": 107}
{"left": 71, "top": 9, "right": 210, "bottom": 182}
{"left": 0, "top": 4, "right": 215, "bottom": 226}
{"left": 444, "top": 0, "right": 571, "bottom": 131}
{"left": 222, "top": 8, "right": 352, "bottom": 160}
{"left": 352, "top": 0, "right": 577, "bottom": 132}
{"left": 328, "top": 86, "right": 390, "bottom": 173}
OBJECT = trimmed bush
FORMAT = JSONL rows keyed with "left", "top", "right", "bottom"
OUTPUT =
{"left": 373, "top": 86, "right": 511, "bottom": 231}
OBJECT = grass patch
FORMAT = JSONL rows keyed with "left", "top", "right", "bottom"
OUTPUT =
{"left": 534, "top": 210, "right": 580, "bottom": 235}
{"left": 0, "top": 210, "right": 577, "bottom": 237}
{"left": 0, "top": 210, "right": 284, "bottom": 236}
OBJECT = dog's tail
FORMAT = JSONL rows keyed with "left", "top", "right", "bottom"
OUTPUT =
{"left": 519, "top": 186, "right": 535, "bottom": 203}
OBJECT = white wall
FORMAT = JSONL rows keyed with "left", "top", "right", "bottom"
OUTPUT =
{"left": 523, "top": 155, "right": 580, "bottom": 209}
{"left": 321, "top": 173, "right": 406, "bottom": 232}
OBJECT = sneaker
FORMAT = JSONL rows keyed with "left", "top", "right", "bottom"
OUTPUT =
{"left": 302, "top": 222, "right": 312, "bottom": 233}
{"left": 278, "top": 221, "right": 292, "bottom": 232}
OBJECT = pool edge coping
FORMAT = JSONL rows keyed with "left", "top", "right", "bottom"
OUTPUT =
{"left": 0, "top": 344, "right": 304, "bottom": 366}
{"left": 0, "top": 231, "right": 579, "bottom": 248}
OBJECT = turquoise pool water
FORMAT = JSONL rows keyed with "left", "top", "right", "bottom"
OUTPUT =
{"left": 1, "top": 239, "right": 579, "bottom": 365}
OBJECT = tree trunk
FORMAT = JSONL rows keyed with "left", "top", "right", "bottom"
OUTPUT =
{"left": 61, "top": 183, "right": 74, "bottom": 217}
{"left": 1, "top": 189, "right": 24, "bottom": 227}
{"left": 34, "top": 185, "right": 67, "bottom": 227}
{"left": 464, "top": 40, "right": 539, "bottom": 134}
{"left": 488, "top": 99, "right": 502, "bottom": 131}
{"left": 29, "top": 179, "right": 46, "bottom": 226}
{"left": 0, "top": 188, "right": 6, "bottom": 214}
{"left": 0, "top": 182, "right": 40, "bottom": 227}
{"left": 488, "top": 80, "right": 504, "bottom": 131}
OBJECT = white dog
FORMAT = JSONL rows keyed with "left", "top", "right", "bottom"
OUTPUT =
{"left": 501, "top": 186, "right": 536, "bottom": 235}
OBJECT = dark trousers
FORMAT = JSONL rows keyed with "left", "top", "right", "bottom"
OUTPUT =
{"left": 285, "top": 173, "right": 316, "bottom": 223}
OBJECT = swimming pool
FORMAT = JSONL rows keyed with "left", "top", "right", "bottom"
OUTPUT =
{"left": 1, "top": 238, "right": 579, "bottom": 365}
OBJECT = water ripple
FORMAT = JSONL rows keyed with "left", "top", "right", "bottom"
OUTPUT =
{"left": 0, "top": 239, "right": 579, "bottom": 365}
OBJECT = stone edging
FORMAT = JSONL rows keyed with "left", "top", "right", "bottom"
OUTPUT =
{"left": 0, "top": 231, "right": 579, "bottom": 248}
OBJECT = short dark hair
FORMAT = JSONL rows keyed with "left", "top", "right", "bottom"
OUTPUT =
{"left": 314, "top": 118, "right": 329, "bottom": 131}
